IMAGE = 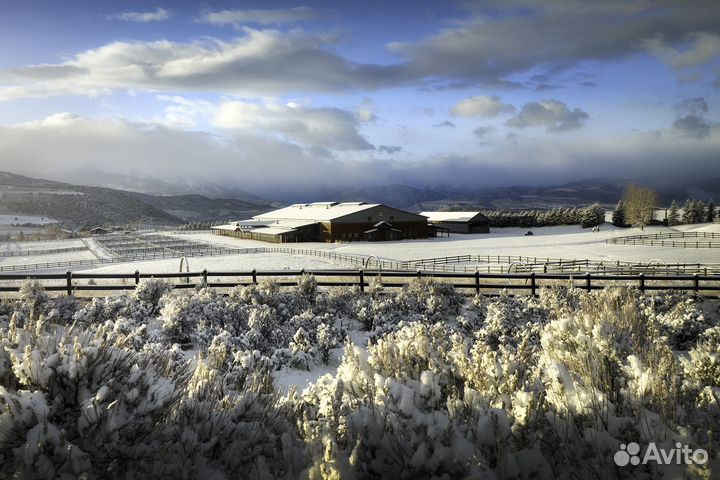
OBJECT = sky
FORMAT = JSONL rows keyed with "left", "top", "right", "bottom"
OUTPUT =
{"left": 0, "top": 0, "right": 719, "bottom": 199}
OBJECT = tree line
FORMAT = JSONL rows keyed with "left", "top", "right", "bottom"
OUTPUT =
{"left": 612, "top": 184, "right": 716, "bottom": 228}
{"left": 482, "top": 203, "right": 605, "bottom": 228}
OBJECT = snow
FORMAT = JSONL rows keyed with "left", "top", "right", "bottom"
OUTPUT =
{"left": 78, "top": 253, "right": 343, "bottom": 274}
{"left": 0, "top": 250, "right": 96, "bottom": 267}
{"left": 0, "top": 239, "right": 85, "bottom": 252}
{"left": 2, "top": 223, "right": 718, "bottom": 275}
{"left": 0, "top": 215, "right": 57, "bottom": 225}
{"left": 165, "top": 225, "right": 720, "bottom": 266}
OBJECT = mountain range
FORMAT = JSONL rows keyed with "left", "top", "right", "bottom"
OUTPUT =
{"left": 1, "top": 170, "right": 717, "bottom": 228}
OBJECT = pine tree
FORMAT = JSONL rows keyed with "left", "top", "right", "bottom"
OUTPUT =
{"left": 706, "top": 200, "right": 716, "bottom": 223}
{"left": 611, "top": 201, "right": 626, "bottom": 227}
{"left": 668, "top": 200, "right": 680, "bottom": 226}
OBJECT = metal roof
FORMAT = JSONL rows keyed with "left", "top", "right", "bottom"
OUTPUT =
{"left": 254, "top": 202, "right": 379, "bottom": 221}
{"left": 420, "top": 211, "right": 487, "bottom": 222}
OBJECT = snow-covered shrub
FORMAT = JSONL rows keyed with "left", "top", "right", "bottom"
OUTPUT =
{"left": 133, "top": 278, "right": 173, "bottom": 309}
{"left": 297, "top": 273, "right": 318, "bottom": 301}
{"left": 316, "top": 323, "right": 338, "bottom": 365}
{"left": 18, "top": 278, "right": 49, "bottom": 308}
{"left": 289, "top": 327, "right": 315, "bottom": 370}
{"left": 159, "top": 288, "right": 241, "bottom": 348}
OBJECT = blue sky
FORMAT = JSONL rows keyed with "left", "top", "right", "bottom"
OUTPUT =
{"left": 0, "top": 0, "right": 718, "bottom": 198}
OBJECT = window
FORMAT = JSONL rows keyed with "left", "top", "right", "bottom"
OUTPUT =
{"left": 368, "top": 216, "right": 372, "bottom": 222}
{"left": 389, "top": 216, "right": 394, "bottom": 221}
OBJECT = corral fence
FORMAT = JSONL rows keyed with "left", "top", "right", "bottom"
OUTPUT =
{"left": 607, "top": 231, "right": 720, "bottom": 248}
{"left": 2, "top": 244, "right": 720, "bottom": 277}
{"left": 0, "top": 246, "right": 88, "bottom": 257}
{"left": 1, "top": 269, "right": 719, "bottom": 298}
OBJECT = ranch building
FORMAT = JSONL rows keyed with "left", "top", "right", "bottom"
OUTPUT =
{"left": 212, "top": 202, "right": 428, "bottom": 243}
{"left": 420, "top": 211, "right": 490, "bottom": 234}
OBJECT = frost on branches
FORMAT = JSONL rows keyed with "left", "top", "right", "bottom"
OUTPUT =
{"left": 0, "top": 278, "right": 718, "bottom": 478}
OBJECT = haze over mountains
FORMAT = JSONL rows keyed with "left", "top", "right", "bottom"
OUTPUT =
{"left": 2, "top": 170, "right": 718, "bottom": 228}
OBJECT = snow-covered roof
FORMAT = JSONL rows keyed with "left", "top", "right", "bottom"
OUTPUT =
{"left": 251, "top": 226, "right": 297, "bottom": 235}
{"left": 420, "top": 211, "right": 486, "bottom": 222}
{"left": 254, "top": 202, "right": 379, "bottom": 221}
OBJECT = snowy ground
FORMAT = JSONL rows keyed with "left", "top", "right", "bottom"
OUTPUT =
{"left": 81, "top": 253, "right": 343, "bottom": 275}
{"left": 0, "top": 250, "right": 96, "bottom": 267}
{"left": 0, "top": 214, "right": 57, "bottom": 225}
{"left": 165, "top": 224, "right": 720, "bottom": 266}
{"left": 1, "top": 223, "right": 718, "bottom": 275}
{"left": 0, "top": 239, "right": 86, "bottom": 252}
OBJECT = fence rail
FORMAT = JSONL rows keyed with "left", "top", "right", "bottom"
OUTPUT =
{"left": 0, "top": 269, "right": 718, "bottom": 297}
{"left": 3, "top": 243, "right": 720, "bottom": 276}
{"left": 607, "top": 231, "right": 720, "bottom": 248}
{"left": 0, "top": 246, "right": 88, "bottom": 257}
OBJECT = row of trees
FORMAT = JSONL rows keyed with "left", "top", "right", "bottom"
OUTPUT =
{"left": 483, "top": 203, "right": 605, "bottom": 228}
{"left": 668, "top": 199, "right": 716, "bottom": 225}
{"left": 612, "top": 184, "right": 717, "bottom": 228}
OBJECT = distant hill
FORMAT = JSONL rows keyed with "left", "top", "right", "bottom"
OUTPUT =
{"left": 0, "top": 172, "right": 277, "bottom": 228}
{"left": 128, "top": 192, "right": 281, "bottom": 222}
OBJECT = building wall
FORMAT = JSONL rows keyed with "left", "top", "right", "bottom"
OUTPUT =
{"left": 327, "top": 221, "right": 427, "bottom": 242}
{"left": 429, "top": 221, "right": 489, "bottom": 234}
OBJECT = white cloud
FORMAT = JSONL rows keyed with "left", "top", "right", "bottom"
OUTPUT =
{"left": 155, "top": 95, "right": 214, "bottom": 128}
{"left": 0, "top": 29, "right": 404, "bottom": 101}
{"left": 213, "top": 101, "right": 373, "bottom": 150}
{"left": 450, "top": 95, "right": 515, "bottom": 117}
{"left": 644, "top": 32, "right": 720, "bottom": 69}
{"left": 506, "top": 100, "right": 589, "bottom": 132}
{"left": 0, "top": 113, "right": 719, "bottom": 198}
{"left": 107, "top": 8, "right": 169, "bottom": 23}
{"left": 200, "top": 6, "right": 319, "bottom": 26}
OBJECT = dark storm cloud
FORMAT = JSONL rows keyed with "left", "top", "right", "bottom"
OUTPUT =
{"left": 673, "top": 115, "right": 712, "bottom": 139}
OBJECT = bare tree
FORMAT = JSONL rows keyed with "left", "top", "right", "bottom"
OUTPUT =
{"left": 622, "top": 184, "right": 657, "bottom": 230}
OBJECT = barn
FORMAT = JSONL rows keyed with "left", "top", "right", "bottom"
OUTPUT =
{"left": 212, "top": 202, "right": 428, "bottom": 243}
{"left": 420, "top": 211, "right": 490, "bottom": 234}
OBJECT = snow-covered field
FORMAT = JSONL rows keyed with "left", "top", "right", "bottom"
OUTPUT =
{"left": 1, "top": 224, "right": 718, "bottom": 274}
{"left": 0, "top": 214, "right": 57, "bottom": 225}
{"left": 1, "top": 278, "right": 718, "bottom": 478}
{"left": 163, "top": 224, "right": 720, "bottom": 268}
{"left": 0, "top": 239, "right": 86, "bottom": 252}
{"left": 0, "top": 250, "right": 96, "bottom": 267}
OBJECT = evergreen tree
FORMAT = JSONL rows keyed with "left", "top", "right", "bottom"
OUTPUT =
{"left": 611, "top": 201, "right": 626, "bottom": 227}
{"left": 706, "top": 200, "right": 716, "bottom": 223}
{"left": 668, "top": 200, "right": 680, "bottom": 226}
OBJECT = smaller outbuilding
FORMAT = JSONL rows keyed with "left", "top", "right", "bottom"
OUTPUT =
{"left": 420, "top": 211, "right": 490, "bottom": 234}
{"left": 89, "top": 227, "right": 109, "bottom": 235}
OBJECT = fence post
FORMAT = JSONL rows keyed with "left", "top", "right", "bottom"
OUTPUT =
{"left": 135, "top": 270, "right": 140, "bottom": 285}
{"left": 359, "top": 269, "right": 365, "bottom": 293}
{"left": 639, "top": 274, "right": 645, "bottom": 293}
{"left": 202, "top": 269, "right": 208, "bottom": 284}
{"left": 694, "top": 274, "right": 699, "bottom": 293}
{"left": 475, "top": 270, "right": 480, "bottom": 294}
{"left": 585, "top": 272, "right": 591, "bottom": 292}
{"left": 66, "top": 271, "right": 73, "bottom": 296}
{"left": 251, "top": 269, "right": 257, "bottom": 284}
{"left": 417, "top": 270, "right": 422, "bottom": 280}
{"left": 530, "top": 272, "right": 536, "bottom": 297}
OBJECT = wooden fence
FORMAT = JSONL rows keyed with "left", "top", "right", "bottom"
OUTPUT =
{"left": 1, "top": 269, "right": 718, "bottom": 297}
{"left": 0, "top": 246, "right": 88, "bottom": 257}
{"left": 607, "top": 231, "right": 720, "bottom": 248}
